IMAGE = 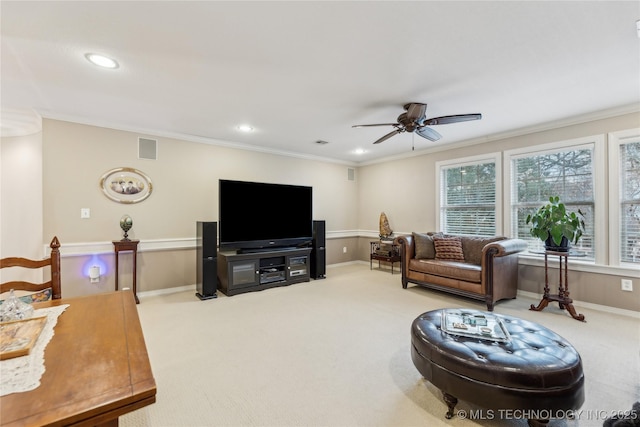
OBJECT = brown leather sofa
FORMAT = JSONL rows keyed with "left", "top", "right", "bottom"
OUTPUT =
{"left": 394, "top": 233, "right": 527, "bottom": 311}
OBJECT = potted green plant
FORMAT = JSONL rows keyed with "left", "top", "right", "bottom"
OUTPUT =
{"left": 525, "top": 196, "right": 586, "bottom": 252}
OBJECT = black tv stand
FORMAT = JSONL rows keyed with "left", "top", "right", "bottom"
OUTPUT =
{"left": 218, "top": 247, "right": 312, "bottom": 296}
{"left": 237, "top": 246, "right": 298, "bottom": 254}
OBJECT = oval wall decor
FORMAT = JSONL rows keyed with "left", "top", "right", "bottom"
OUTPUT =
{"left": 100, "top": 167, "right": 152, "bottom": 204}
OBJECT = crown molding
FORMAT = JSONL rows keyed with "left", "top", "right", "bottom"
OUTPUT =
{"left": 0, "top": 108, "right": 42, "bottom": 137}
{"left": 36, "top": 111, "right": 358, "bottom": 167}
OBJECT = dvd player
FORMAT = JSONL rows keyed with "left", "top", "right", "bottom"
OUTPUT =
{"left": 260, "top": 270, "right": 285, "bottom": 284}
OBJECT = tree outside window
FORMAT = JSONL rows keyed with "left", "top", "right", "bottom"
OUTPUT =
{"left": 620, "top": 141, "right": 640, "bottom": 263}
{"left": 512, "top": 147, "right": 594, "bottom": 258}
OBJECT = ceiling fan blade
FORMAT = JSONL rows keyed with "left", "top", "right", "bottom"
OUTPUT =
{"left": 352, "top": 123, "right": 399, "bottom": 128}
{"left": 373, "top": 129, "right": 403, "bottom": 144}
{"left": 415, "top": 126, "right": 442, "bottom": 142}
{"left": 404, "top": 103, "right": 427, "bottom": 121}
{"left": 424, "top": 113, "right": 482, "bottom": 126}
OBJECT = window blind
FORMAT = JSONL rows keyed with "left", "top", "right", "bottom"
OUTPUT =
{"left": 440, "top": 162, "right": 496, "bottom": 236}
{"left": 620, "top": 141, "right": 640, "bottom": 263}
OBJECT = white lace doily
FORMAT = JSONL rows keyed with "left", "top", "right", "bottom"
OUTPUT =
{"left": 0, "top": 304, "right": 69, "bottom": 396}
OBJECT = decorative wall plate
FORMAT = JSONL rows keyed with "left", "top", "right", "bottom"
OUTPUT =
{"left": 100, "top": 167, "right": 152, "bottom": 204}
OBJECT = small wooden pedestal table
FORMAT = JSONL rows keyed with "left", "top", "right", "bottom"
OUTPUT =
{"left": 530, "top": 250, "right": 585, "bottom": 322}
{"left": 113, "top": 239, "right": 140, "bottom": 304}
{"left": 370, "top": 241, "right": 401, "bottom": 274}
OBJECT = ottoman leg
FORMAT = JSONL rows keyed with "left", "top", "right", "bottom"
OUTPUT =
{"left": 527, "top": 419, "right": 549, "bottom": 426}
{"left": 442, "top": 392, "right": 458, "bottom": 419}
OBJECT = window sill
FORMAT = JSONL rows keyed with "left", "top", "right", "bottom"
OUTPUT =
{"left": 518, "top": 253, "right": 640, "bottom": 278}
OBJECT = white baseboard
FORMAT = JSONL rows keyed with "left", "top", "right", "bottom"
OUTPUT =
{"left": 138, "top": 284, "right": 196, "bottom": 299}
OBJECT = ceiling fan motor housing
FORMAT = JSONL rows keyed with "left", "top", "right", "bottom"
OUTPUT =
{"left": 353, "top": 102, "right": 481, "bottom": 145}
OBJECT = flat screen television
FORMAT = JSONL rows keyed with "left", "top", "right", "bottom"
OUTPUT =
{"left": 219, "top": 179, "right": 313, "bottom": 252}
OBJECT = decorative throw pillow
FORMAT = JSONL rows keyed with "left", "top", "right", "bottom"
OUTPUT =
{"left": 413, "top": 232, "right": 437, "bottom": 259}
{"left": 434, "top": 236, "right": 465, "bottom": 262}
{"left": 461, "top": 236, "right": 505, "bottom": 265}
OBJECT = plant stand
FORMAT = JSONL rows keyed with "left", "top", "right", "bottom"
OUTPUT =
{"left": 529, "top": 250, "right": 585, "bottom": 322}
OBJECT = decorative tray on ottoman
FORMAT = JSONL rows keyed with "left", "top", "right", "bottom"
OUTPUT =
{"left": 441, "top": 309, "right": 511, "bottom": 343}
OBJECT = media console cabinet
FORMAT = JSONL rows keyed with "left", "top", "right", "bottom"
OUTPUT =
{"left": 217, "top": 247, "right": 312, "bottom": 296}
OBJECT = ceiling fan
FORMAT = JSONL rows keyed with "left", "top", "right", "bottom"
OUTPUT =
{"left": 352, "top": 102, "right": 482, "bottom": 144}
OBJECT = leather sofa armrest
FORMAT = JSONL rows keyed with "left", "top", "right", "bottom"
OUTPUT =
{"left": 482, "top": 238, "right": 528, "bottom": 310}
{"left": 394, "top": 234, "right": 415, "bottom": 258}
{"left": 483, "top": 238, "right": 528, "bottom": 257}
{"left": 394, "top": 234, "right": 414, "bottom": 289}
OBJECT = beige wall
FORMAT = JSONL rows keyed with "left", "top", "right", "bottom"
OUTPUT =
{"left": 41, "top": 119, "right": 358, "bottom": 242}
{"left": 3, "top": 113, "right": 639, "bottom": 312}
{"left": 0, "top": 132, "right": 44, "bottom": 284}
{"left": 3, "top": 119, "right": 361, "bottom": 297}
{"left": 357, "top": 112, "right": 640, "bottom": 312}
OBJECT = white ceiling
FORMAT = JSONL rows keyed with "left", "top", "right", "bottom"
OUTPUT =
{"left": 2, "top": 1, "right": 639, "bottom": 164}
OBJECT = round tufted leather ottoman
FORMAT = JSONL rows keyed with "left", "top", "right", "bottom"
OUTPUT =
{"left": 411, "top": 309, "right": 584, "bottom": 426}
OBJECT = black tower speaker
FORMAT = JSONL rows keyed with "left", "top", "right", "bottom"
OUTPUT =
{"left": 196, "top": 221, "right": 218, "bottom": 300}
{"left": 310, "top": 220, "right": 326, "bottom": 279}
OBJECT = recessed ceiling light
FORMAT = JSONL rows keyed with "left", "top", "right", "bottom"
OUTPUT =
{"left": 236, "top": 124, "right": 254, "bottom": 132}
{"left": 354, "top": 148, "right": 366, "bottom": 155}
{"left": 85, "top": 53, "right": 119, "bottom": 69}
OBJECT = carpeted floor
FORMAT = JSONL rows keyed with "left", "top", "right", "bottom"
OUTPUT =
{"left": 121, "top": 263, "right": 640, "bottom": 427}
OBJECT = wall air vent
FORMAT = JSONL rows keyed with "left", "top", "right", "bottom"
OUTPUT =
{"left": 138, "top": 137, "right": 157, "bottom": 160}
{"left": 347, "top": 168, "right": 355, "bottom": 181}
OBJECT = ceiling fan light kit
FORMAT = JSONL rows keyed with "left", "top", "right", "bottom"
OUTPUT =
{"left": 353, "top": 102, "right": 481, "bottom": 145}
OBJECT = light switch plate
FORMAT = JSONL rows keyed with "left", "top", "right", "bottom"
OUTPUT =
{"left": 81, "top": 208, "right": 90, "bottom": 219}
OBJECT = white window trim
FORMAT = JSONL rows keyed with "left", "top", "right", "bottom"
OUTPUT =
{"left": 435, "top": 152, "right": 502, "bottom": 234}
{"left": 503, "top": 134, "right": 606, "bottom": 263}
{"left": 608, "top": 128, "right": 640, "bottom": 269}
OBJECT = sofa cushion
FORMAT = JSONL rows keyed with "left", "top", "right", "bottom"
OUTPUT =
{"left": 414, "top": 232, "right": 438, "bottom": 259}
{"left": 409, "top": 259, "right": 481, "bottom": 283}
{"left": 460, "top": 236, "right": 505, "bottom": 265}
{"left": 434, "top": 236, "right": 465, "bottom": 262}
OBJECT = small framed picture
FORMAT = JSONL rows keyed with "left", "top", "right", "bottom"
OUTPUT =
{"left": 100, "top": 167, "right": 152, "bottom": 204}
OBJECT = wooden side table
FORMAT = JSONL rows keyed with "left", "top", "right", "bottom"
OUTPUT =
{"left": 370, "top": 240, "right": 401, "bottom": 274}
{"left": 113, "top": 239, "right": 140, "bottom": 304}
{"left": 529, "top": 250, "right": 585, "bottom": 321}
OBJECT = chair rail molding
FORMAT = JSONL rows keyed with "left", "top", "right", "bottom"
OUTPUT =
{"left": 46, "top": 230, "right": 362, "bottom": 257}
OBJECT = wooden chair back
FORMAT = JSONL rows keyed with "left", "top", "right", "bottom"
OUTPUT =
{"left": 0, "top": 236, "right": 61, "bottom": 300}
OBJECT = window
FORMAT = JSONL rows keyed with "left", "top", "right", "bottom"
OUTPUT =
{"left": 436, "top": 154, "right": 500, "bottom": 236}
{"left": 509, "top": 142, "right": 595, "bottom": 259}
{"left": 609, "top": 129, "right": 640, "bottom": 267}
{"left": 619, "top": 142, "right": 640, "bottom": 262}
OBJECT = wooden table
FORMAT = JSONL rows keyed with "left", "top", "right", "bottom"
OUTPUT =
{"left": 113, "top": 240, "right": 140, "bottom": 303}
{"left": 0, "top": 291, "right": 156, "bottom": 426}
{"left": 370, "top": 241, "right": 401, "bottom": 274}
